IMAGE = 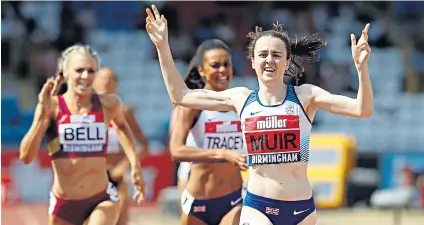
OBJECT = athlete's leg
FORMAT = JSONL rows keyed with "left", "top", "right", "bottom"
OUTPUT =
{"left": 48, "top": 192, "right": 85, "bottom": 225}
{"left": 180, "top": 188, "right": 207, "bottom": 225}
{"left": 297, "top": 210, "right": 318, "bottom": 225}
{"left": 85, "top": 200, "right": 120, "bottom": 225}
{"left": 49, "top": 215, "right": 75, "bottom": 225}
{"left": 180, "top": 213, "right": 207, "bottom": 225}
{"left": 238, "top": 206, "right": 273, "bottom": 225}
{"left": 116, "top": 180, "right": 130, "bottom": 225}
{"left": 219, "top": 204, "right": 242, "bottom": 225}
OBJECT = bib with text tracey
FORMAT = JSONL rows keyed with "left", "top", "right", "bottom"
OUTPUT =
{"left": 203, "top": 121, "right": 243, "bottom": 150}
{"left": 58, "top": 122, "right": 107, "bottom": 153}
{"left": 244, "top": 115, "right": 301, "bottom": 165}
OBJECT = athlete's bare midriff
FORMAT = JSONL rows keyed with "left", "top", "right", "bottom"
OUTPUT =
{"left": 51, "top": 157, "right": 109, "bottom": 199}
{"left": 186, "top": 162, "right": 243, "bottom": 199}
{"left": 247, "top": 162, "right": 312, "bottom": 201}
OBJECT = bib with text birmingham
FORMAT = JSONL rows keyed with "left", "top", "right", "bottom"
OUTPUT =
{"left": 244, "top": 115, "right": 301, "bottom": 165}
{"left": 58, "top": 114, "right": 107, "bottom": 153}
{"left": 203, "top": 121, "right": 243, "bottom": 150}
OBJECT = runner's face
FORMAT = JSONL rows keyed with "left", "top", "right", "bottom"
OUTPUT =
{"left": 198, "top": 49, "right": 233, "bottom": 91}
{"left": 251, "top": 36, "right": 290, "bottom": 87}
{"left": 65, "top": 53, "right": 98, "bottom": 96}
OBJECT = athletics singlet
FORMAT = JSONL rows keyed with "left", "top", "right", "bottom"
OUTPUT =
{"left": 186, "top": 110, "right": 244, "bottom": 164}
{"left": 239, "top": 84, "right": 312, "bottom": 166}
{"left": 45, "top": 95, "right": 108, "bottom": 159}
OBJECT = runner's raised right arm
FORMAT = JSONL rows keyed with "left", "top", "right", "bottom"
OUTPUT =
{"left": 146, "top": 5, "right": 250, "bottom": 112}
{"left": 19, "top": 78, "right": 55, "bottom": 164}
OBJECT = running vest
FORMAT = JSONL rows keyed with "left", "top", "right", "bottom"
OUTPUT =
{"left": 239, "top": 84, "right": 312, "bottom": 166}
{"left": 46, "top": 95, "right": 108, "bottom": 159}
{"left": 107, "top": 124, "right": 121, "bottom": 153}
{"left": 186, "top": 110, "right": 244, "bottom": 164}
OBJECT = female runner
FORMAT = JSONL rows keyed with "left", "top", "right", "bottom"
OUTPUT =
{"left": 145, "top": 5, "right": 373, "bottom": 225}
{"left": 19, "top": 45, "right": 146, "bottom": 225}
{"left": 170, "top": 39, "right": 248, "bottom": 225}
{"left": 93, "top": 67, "right": 149, "bottom": 225}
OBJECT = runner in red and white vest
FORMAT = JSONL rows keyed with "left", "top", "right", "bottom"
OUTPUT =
{"left": 19, "top": 45, "right": 146, "bottom": 225}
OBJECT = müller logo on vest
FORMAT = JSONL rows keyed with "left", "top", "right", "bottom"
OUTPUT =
{"left": 257, "top": 116, "right": 287, "bottom": 129}
{"left": 203, "top": 121, "right": 244, "bottom": 150}
{"left": 244, "top": 115, "right": 301, "bottom": 165}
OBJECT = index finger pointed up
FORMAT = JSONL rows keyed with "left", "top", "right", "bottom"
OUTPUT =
{"left": 360, "top": 23, "right": 370, "bottom": 42}
{"left": 363, "top": 23, "right": 370, "bottom": 33}
{"left": 152, "top": 5, "right": 161, "bottom": 21}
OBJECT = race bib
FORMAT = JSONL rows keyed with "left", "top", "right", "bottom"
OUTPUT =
{"left": 59, "top": 122, "right": 107, "bottom": 153}
{"left": 203, "top": 121, "right": 243, "bottom": 150}
{"left": 244, "top": 115, "right": 301, "bottom": 165}
{"left": 59, "top": 123, "right": 107, "bottom": 145}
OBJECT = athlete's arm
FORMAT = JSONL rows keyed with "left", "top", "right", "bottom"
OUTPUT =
{"left": 308, "top": 24, "right": 373, "bottom": 118}
{"left": 306, "top": 72, "right": 373, "bottom": 118}
{"left": 109, "top": 106, "right": 149, "bottom": 180}
{"left": 102, "top": 95, "right": 139, "bottom": 168}
{"left": 169, "top": 105, "right": 178, "bottom": 137}
{"left": 19, "top": 104, "right": 51, "bottom": 164}
{"left": 123, "top": 105, "right": 149, "bottom": 158}
{"left": 19, "top": 79, "right": 55, "bottom": 164}
{"left": 169, "top": 106, "right": 226, "bottom": 162}
{"left": 105, "top": 94, "right": 147, "bottom": 199}
{"left": 147, "top": 5, "right": 250, "bottom": 111}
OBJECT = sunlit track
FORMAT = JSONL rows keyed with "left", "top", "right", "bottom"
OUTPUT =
{"left": 2, "top": 204, "right": 423, "bottom": 225}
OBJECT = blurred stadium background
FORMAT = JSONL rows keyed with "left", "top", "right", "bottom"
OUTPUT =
{"left": 1, "top": 1, "right": 423, "bottom": 224}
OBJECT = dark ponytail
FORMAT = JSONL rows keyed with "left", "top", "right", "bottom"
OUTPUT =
{"left": 287, "top": 34, "right": 326, "bottom": 85}
{"left": 289, "top": 33, "right": 327, "bottom": 61}
{"left": 184, "top": 39, "right": 231, "bottom": 90}
{"left": 184, "top": 57, "right": 205, "bottom": 89}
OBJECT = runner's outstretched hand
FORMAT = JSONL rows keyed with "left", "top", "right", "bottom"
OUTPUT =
{"left": 145, "top": 5, "right": 168, "bottom": 49}
{"left": 351, "top": 23, "right": 371, "bottom": 70}
{"left": 36, "top": 77, "right": 55, "bottom": 120}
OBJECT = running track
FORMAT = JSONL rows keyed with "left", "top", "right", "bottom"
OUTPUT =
{"left": 1, "top": 203, "right": 160, "bottom": 225}
{"left": 2, "top": 203, "right": 423, "bottom": 225}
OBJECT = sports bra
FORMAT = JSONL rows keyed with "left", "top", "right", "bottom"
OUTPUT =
{"left": 186, "top": 110, "right": 244, "bottom": 164}
{"left": 239, "top": 84, "right": 312, "bottom": 166}
{"left": 45, "top": 95, "right": 108, "bottom": 159}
